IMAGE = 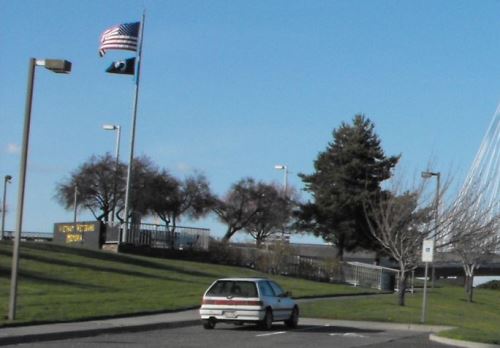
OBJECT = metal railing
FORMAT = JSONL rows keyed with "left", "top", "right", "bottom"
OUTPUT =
{"left": 343, "top": 261, "right": 399, "bottom": 290}
{"left": 110, "top": 222, "right": 210, "bottom": 251}
{"left": 1, "top": 231, "right": 53, "bottom": 241}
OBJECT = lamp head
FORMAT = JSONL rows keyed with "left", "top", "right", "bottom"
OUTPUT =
{"left": 421, "top": 171, "right": 439, "bottom": 178}
{"left": 43, "top": 59, "right": 72, "bottom": 74}
{"left": 275, "top": 164, "right": 286, "bottom": 170}
{"left": 102, "top": 124, "right": 118, "bottom": 131}
{"left": 5, "top": 175, "right": 12, "bottom": 183}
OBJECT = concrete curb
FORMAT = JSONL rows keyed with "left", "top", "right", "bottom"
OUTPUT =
{"left": 429, "top": 334, "right": 500, "bottom": 348}
{"left": 301, "top": 317, "right": 453, "bottom": 333}
{"left": 0, "top": 319, "right": 200, "bottom": 346}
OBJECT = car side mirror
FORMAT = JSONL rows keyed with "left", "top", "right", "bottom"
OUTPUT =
{"left": 284, "top": 291, "right": 292, "bottom": 298}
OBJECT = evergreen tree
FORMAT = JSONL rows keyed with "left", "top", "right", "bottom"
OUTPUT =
{"left": 298, "top": 115, "right": 399, "bottom": 259}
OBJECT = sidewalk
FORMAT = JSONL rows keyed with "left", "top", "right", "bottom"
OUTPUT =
{"left": 0, "top": 309, "right": 200, "bottom": 346}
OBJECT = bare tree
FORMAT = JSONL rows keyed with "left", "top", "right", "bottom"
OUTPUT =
{"left": 114, "top": 156, "right": 159, "bottom": 224}
{"left": 448, "top": 191, "right": 500, "bottom": 302}
{"left": 55, "top": 154, "right": 125, "bottom": 222}
{"left": 364, "top": 169, "right": 498, "bottom": 306}
{"left": 244, "top": 183, "right": 294, "bottom": 247}
{"left": 213, "top": 178, "right": 267, "bottom": 243}
{"left": 150, "top": 172, "right": 215, "bottom": 247}
{"left": 363, "top": 185, "right": 433, "bottom": 306}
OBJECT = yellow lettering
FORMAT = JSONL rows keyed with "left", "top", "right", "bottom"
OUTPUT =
{"left": 66, "top": 234, "right": 82, "bottom": 243}
{"left": 75, "top": 224, "right": 95, "bottom": 233}
{"left": 58, "top": 223, "right": 97, "bottom": 234}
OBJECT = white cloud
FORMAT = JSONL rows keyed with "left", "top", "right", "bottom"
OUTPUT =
{"left": 176, "top": 162, "right": 193, "bottom": 174}
{"left": 6, "top": 143, "right": 20, "bottom": 154}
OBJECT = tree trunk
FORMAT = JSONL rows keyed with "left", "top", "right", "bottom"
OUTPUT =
{"left": 464, "top": 275, "right": 470, "bottom": 295}
{"left": 397, "top": 272, "right": 407, "bottom": 306}
{"left": 222, "top": 227, "right": 234, "bottom": 243}
{"left": 467, "top": 275, "right": 475, "bottom": 303}
{"left": 335, "top": 247, "right": 344, "bottom": 261}
{"left": 256, "top": 238, "right": 262, "bottom": 248}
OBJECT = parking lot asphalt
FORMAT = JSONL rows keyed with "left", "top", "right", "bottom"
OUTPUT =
{"left": 0, "top": 317, "right": 461, "bottom": 348}
{"left": 0, "top": 308, "right": 496, "bottom": 348}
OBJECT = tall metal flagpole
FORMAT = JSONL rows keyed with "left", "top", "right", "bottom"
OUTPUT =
{"left": 122, "top": 11, "right": 146, "bottom": 243}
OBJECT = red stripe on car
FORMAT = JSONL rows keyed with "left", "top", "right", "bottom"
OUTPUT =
{"left": 202, "top": 299, "right": 263, "bottom": 306}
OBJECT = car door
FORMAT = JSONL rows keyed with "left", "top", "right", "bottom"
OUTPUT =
{"left": 257, "top": 281, "right": 279, "bottom": 314}
{"left": 267, "top": 281, "right": 292, "bottom": 320}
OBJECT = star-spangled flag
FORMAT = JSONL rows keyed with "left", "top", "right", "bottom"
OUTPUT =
{"left": 106, "top": 57, "right": 136, "bottom": 75}
{"left": 99, "top": 22, "right": 140, "bottom": 57}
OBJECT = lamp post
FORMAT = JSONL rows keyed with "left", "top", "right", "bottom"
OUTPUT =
{"left": 274, "top": 164, "right": 288, "bottom": 195}
{"left": 274, "top": 164, "right": 289, "bottom": 241}
{"left": 102, "top": 124, "right": 121, "bottom": 225}
{"left": 1, "top": 175, "right": 12, "bottom": 240}
{"left": 9, "top": 58, "right": 71, "bottom": 321}
{"left": 421, "top": 171, "right": 441, "bottom": 289}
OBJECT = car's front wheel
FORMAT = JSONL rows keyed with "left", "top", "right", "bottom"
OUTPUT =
{"left": 284, "top": 306, "right": 299, "bottom": 329}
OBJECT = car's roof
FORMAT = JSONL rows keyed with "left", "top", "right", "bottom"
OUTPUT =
{"left": 214, "top": 277, "right": 269, "bottom": 282}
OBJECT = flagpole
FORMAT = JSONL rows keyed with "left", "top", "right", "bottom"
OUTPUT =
{"left": 122, "top": 11, "right": 145, "bottom": 244}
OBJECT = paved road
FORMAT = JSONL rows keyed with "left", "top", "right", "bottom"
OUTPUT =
{"left": 5, "top": 319, "right": 458, "bottom": 348}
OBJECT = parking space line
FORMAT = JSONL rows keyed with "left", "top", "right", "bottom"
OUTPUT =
{"left": 256, "top": 331, "right": 286, "bottom": 337}
{"left": 329, "top": 333, "right": 366, "bottom": 338}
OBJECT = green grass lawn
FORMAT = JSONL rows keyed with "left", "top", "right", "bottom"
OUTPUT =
{"left": 301, "top": 283, "right": 500, "bottom": 345}
{"left": 0, "top": 241, "right": 371, "bottom": 326}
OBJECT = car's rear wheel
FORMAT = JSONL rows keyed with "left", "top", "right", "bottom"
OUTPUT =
{"left": 260, "top": 309, "right": 273, "bottom": 330}
{"left": 202, "top": 319, "right": 216, "bottom": 329}
{"left": 284, "top": 306, "right": 299, "bottom": 329}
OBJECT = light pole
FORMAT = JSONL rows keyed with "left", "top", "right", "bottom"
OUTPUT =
{"left": 421, "top": 171, "right": 441, "bottom": 288}
{"left": 1, "top": 175, "right": 13, "bottom": 240}
{"left": 274, "top": 164, "right": 288, "bottom": 195}
{"left": 102, "top": 124, "right": 121, "bottom": 225}
{"left": 73, "top": 184, "right": 80, "bottom": 243}
{"left": 9, "top": 58, "right": 71, "bottom": 321}
{"left": 274, "top": 164, "right": 289, "bottom": 241}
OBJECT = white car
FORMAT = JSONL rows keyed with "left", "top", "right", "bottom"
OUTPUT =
{"left": 199, "top": 278, "right": 299, "bottom": 330}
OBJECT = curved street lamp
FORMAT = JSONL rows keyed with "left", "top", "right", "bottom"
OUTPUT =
{"left": 274, "top": 164, "right": 288, "bottom": 195}
{"left": 421, "top": 170, "right": 441, "bottom": 288}
{"left": 102, "top": 124, "right": 121, "bottom": 226}
{"left": 420, "top": 170, "right": 440, "bottom": 323}
{"left": 9, "top": 58, "right": 71, "bottom": 321}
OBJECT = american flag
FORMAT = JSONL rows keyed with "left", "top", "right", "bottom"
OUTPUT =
{"left": 99, "top": 22, "right": 140, "bottom": 57}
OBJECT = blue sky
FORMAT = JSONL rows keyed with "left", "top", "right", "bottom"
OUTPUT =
{"left": 1, "top": 0, "right": 498, "bottom": 243}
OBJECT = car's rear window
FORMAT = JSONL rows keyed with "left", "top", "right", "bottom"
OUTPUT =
{"left": 206, "top": 281, "right": 258, "bottom": 298}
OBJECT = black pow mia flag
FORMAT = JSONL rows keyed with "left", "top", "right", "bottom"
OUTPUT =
{"left": 106, "top": 57, "right": 135, "bottom": 75}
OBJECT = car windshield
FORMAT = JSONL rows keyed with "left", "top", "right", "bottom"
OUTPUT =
{"left": 206, "top": 280, "right": 258, "bottom": 298}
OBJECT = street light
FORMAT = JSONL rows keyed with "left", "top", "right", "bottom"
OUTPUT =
{"left": 274, "top": 164, "right": 288, "bottom": 195}
{"left": 274, "top": 164, "right": 289, "bottom": 242}
{"left": 421, "top": 170, "right": 441, "bottom": 288}
{"left": 9, "top": 58, "right": 71, "bottom": 321}
{"left": 102, "top": 124, "right": 121, "bottom": 226}
{"left": 1, "top": 175, "right": 13, "bottom": 240}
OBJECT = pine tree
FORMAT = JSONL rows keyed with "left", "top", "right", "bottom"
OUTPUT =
{"left": 298, "top": 115, "right": 399, "bottom": 259}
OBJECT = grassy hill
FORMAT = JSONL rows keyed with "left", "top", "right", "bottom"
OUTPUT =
{"left": 0, "top": 241, "right": 371, "bottom": 326}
